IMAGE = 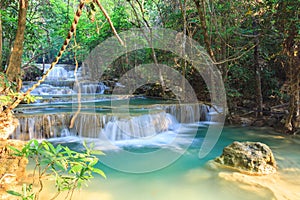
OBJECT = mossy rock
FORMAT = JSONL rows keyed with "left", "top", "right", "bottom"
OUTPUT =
{"left": 214, "top": 141, "right": 277, "bottom": 175}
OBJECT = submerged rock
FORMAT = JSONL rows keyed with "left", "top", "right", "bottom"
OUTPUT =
{"left": 214, "top": 141, "right": 277, "bottom": 175}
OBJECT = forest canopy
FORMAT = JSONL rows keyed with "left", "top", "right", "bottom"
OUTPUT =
{"left": 0, "top": 0, "right": 299, "bottom": 134}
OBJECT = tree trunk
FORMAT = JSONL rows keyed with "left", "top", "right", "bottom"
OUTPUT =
{"left": 179, "top": 0, "right": 187, "bottom": 95}
{"left": 277, "top": 1, "right": 300, "bottom": 134}
{"left": 193, "top": 0, "right": 215, "bottom": 61}
{"left": 253, "top": 16, "right": 263, "bottom": 117}
{"left": 5, "top": 0, "right": 28, "bottom": 91}
{"left": 284, "top": 53, "right": 300, "bottom": 133}
{"left": 128, "top": 0, "right": 167, "bottom": 95}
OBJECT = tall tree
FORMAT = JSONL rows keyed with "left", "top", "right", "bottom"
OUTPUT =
{"left": 276, "top": 0, "right": 300, "bottom": 133}
{"left": 128, "top": 0, "right": 167, "bottom": 94}
{"left": 193, "top": 0, "right": 215, "bottom": 61}
{"left": 252, "top": 12, "right": 263, "bottom": 117}
{"left": 5, "top": 0, "right": 28, "bottom": 91}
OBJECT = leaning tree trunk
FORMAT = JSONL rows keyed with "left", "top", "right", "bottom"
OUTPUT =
{"left": 5, "top": 0, "right": 28, "bottom": 91}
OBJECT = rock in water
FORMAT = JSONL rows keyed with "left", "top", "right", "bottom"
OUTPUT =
{"left": 214, "top": 141, "right": 277, "bottom": 175}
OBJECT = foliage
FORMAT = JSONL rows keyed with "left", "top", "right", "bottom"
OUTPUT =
{"left": 7, "top": 139, "right": 105, "bottom": 200}
{"left": 0, "top": 91, "right": 42, "bottom": 106}
{"left": 0, "top": 72, "right": 41, "bottom": 108}
{"left": 0, "top": 0, "right": 299, "bottom": 132}
{"left": 0, "top": 0, "right": 297, "bottom": 99}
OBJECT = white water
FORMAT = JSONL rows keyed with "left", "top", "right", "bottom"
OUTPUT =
{"left": 22, "top": 64, "right": 108, "bottom": 96}
{"left": 13, "top": 101, "right": 211, "bottom": 141}
{"left": 73, "top": 81, "right": 107, "bottom": 94}
{"left": 100, "top": 113, "right": 179, "bottom": 140}
{"left": 46, "top": 66, "right": 69, "bottom": 80}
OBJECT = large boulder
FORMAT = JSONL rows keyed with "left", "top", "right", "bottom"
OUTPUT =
{"left": 214, "top": 141, "right": 277, "bottom": 175}
{"left": 21, "top": 65, "right": 43, "bottom": 81}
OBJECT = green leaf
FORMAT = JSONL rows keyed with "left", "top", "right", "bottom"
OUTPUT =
{"left": 8, "top": 146, "right": 22, "bottom": 155}
{"left": 62, "top": 146, "right": 74, "bottom": 156}
{"left": 6, "top": 190, "right": 22, "bottom": 197}
{"left": 88, "top": 158, "right": 98, "bottom": 167}
{"left": 90, "top": 150, "right": 105, "bottom": 156}
{"left": 92, "top": 168, "right": 106, "bottom": 179}
{"left": 70, "top": 165, "right": 83, "bottom": 174}
{"left": 33, "top": 140, "right": 39, "bottom": 149}
{"left": 42, "top": 141, "right": 50, "bottom": 151}
{"left": 47, "top": 142, "right": 57, "bottom": 154}
{"left": 55, "top": 145, "right": 62, "bottom": 154}
{"left": 54, "top": 160, "right": 67, "bottom": 171}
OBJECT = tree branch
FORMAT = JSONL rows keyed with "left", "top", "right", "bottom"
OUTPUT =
{"left": 94, "top": 0, "right": 125, "bottom": 46}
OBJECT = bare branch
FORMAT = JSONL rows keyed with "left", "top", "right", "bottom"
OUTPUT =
{"left": 94, "top": 0, "right": 125, "bottom": 46}
{"left": 213, "top": 44, "right": 257, "bottom": 65}
{"left": 22, "top": 51, "right": 49, "bottom": 68}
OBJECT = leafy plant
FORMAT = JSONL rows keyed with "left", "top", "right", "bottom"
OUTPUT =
{"left": 7, "top": 184, "right": 35, "bottom": 200}
{"left": 0, "top": 91, "right": 42, "bottom": 108}
{"left": 0, "top": 72, "right": 41, "bottom": 109}
{"left": 8, "top": 139, "right": 106, "bottom": 200}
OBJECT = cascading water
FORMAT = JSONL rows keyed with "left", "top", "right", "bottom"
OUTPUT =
{"left": 162, "top": 104, "right": 210, "bottom": 123}
{"left": 12, "top": 103, "right": 210, "bottom": 140}
{"left": 13, "top": 113, "right": 71, "bottom": 140}
{"left": 46, "top": 65, "right": 69, "bottom": 80}
{"left": 74, "top": 81, "right": 107, "bottom": 94}
{"left": 13, "top": 63, "right": 213, "bottom": 141}
{"left": 21, "top": 64, "right": 108, "bottom": 96}
{"left": 100, "top": 112, "right": 178, "bottom": 140}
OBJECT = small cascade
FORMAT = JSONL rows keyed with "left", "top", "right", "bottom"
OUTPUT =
{"left": 74, "top": 82, "right": 107, "bottom": 94}
{"left": 70, "top": 112, "right": 179, "bottom": 139}
{"left": 21, "top": 63, "right": 108, "bottom": 98}
{"left": 22, "top": 83, "right": 74, "bottom": 95}
{"left": 161, "top": 104, "right": 210, "bottom": 123}
{"left": 71, "top": 114, "right": 105, "bottom": 138}
{"left": 101, "top": 113, "right": 179, "bottom": 140}
{"left": 13, "top": 111, "right": 180, "bottom": 141}
{"left": 46, "top": 66, "right": 69, "bottom": 80}
{"left": 12, "top": 113, "right": 71, "bottom": 140}
{"left": 13, "top": 102, "right": 211, "bottom": 141}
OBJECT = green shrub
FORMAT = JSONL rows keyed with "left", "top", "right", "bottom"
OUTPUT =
{"left": 8, "top": 139, "right": 105, "bottom": 200}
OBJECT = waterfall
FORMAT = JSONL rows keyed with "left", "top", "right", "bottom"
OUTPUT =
{"left": 22, "top": 83, "right": 74, "bottom": 95}
{"left": 21, "top": 64, "right": 108, "bottom": 96}
{"left": 100, "top": 113, "right": 179, "bottom": 140}
{"left": 72, "top": 112, "right": 179, "bottom": 140}
{"left": 46, "top": 66, "right": 69, "bottom": 80}
{"left": 74, "top": 82, "right": 107, "bottom": 94}
{"left": 162, "top": 104, "right": 210, "bottom": 123}
{"left": 12, "top": 113, "right": 71, "bottom": 140}
{"left": 15, "top": 63, "right": 211, "bottom": 142}
{"left": 12, "top": 103, "right": 210, "bottom": 141}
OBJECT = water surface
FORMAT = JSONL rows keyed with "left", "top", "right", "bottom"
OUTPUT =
{"left": 38, "top": 126, "right": 300, "bottom": 200}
